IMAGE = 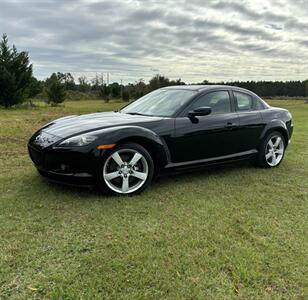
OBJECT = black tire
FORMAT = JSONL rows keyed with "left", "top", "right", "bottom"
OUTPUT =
{"left": 97, "top": 142, "right": 154, "bottom": 195}
{"left": 256, "top": 131, "right": 286, "bottom": 168}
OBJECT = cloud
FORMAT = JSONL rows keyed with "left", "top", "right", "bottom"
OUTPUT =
{"left": 265, "top": 24, "right": 283, "bottom": 30}
{"left": 0, "top": 0, "right": 307, "bottom": 82}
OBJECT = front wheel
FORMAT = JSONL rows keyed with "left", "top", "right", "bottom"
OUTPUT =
{"left": 257, "top": 131, "right": 286, "bottom": 168}
{"left": 97, "top": 143, "right": 154, "bottom": 195}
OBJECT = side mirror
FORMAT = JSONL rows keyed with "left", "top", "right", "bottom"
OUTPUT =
{"left": 188, "top": 106, "right": 212, "bottom": 118}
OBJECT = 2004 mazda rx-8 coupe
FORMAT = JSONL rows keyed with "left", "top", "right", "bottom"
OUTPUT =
{"left": 28, "top": 85, "right": 293, "bottom": 195}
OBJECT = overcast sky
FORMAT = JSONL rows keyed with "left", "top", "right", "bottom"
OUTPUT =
{"left": 1, "top": 0, "right": 308, "bottom": 83}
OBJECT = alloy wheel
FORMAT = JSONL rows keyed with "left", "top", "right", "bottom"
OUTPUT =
{"left": 103, "top": 149, "right": 149, "bottom": 194}
{"left": 265, "top": 135, "right": 284, "bottom": 167}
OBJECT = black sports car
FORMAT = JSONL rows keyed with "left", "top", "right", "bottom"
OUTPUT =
{"left": 28, "top": 85, "right": 293, "bottom": 195}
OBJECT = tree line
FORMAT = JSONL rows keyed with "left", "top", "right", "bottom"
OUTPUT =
{"left": 1, "top": 34, "right": 308, "bottom": 108}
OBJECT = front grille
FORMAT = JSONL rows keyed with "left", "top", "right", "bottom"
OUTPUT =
{"left": 29, "top": 147, "right": 44, "bottom": 166}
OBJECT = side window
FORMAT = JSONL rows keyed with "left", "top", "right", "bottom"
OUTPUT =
{"left": 234, "top": 91, "right": 253, "bottom": 111}
{"left": 190, "top": 91, "right": 231, "bottom": 115}
{"left": 255, "top": 98, "right": 265, "bottom": 110}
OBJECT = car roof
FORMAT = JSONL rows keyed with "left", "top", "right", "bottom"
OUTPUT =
{"left": 162, "top": 85, "right": 252, "bottom": 93}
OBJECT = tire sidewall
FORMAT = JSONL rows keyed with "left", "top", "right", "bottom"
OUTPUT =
{"left": 97, "top": 142, "right": 154, "bottom": 195}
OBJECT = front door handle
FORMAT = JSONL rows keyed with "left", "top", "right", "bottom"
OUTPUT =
{"left": 224, "top": 122, "right": 238, "bottom": 129}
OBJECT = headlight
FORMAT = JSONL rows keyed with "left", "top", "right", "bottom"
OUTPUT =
{"left": 59, "top": 134, "right": 98, "bottom": 147}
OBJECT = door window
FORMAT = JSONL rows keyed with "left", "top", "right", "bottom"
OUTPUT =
{"left": 255, "top": 98, "right": 266, "bottom": 110}
{"left": 234, "top": 91, "right": 253, "bottom": 111}
{"left": 189, "top": 91, "right": 231, "bottom": 115}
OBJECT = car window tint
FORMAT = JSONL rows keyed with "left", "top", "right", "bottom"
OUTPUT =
{"left": 255, "top": 98, "right": 265, "bottom": 110}
{"left": 190, "top": 91, "right": 231, "bottom": 115}
{"left": 234, "top": 91, "right": 253, "bottom": 111}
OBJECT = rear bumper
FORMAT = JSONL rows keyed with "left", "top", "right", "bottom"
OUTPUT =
{"left": 287, "top": 121, "right": 293, "bottom": 143}
{"left": 289, "top": 124, "right": 293, "bottom": 143}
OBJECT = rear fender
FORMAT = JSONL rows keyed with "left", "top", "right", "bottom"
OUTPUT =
{"left": 259, "top": 120, "right": 289, "bottom": 149}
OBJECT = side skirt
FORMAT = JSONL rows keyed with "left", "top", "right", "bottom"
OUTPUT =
{"left": 164, "top": 150, "right": 258, "bottom": 171}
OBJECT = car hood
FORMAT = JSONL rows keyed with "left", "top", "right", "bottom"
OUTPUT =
{"left": 41, "top": 112, "right": 163, "bottom": 138}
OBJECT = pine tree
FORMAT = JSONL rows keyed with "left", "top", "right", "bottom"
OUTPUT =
{"left": 0, "top": 34, "right": 34, "bottom": 107}
{"left": 46, "top": 77, "right": 66, "bottom": 105}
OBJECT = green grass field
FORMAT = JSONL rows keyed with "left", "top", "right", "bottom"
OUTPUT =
{"left": 0, "top": 100, "right": 307, "bottom": 299}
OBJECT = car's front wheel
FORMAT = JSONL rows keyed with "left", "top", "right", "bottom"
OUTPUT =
{"left": 257, "top": 131, "right": 286, "bottom": 168}
{"left": 97, "top": 143, "right": 154, "bottom": 195}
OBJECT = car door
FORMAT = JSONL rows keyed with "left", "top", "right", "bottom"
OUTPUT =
{"left": 171, "top": 90, "right": 240, "bottom": 163}
{"left": 232, "top": 90, "right": 265, "bottom": 152}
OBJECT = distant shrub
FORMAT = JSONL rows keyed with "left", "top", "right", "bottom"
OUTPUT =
{"left": 122, "top": 90, "right": 130, "bottom": 102}
{"left": 46, "top": 79, "right": 66, "bottom": 105}
{"left": 65, "top": 90, "right": 99, "bottom": 101}
{"left": 99, "top": 85, "right": 111, "bottom": 103}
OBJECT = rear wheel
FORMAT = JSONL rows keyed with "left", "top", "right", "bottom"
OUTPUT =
{"left": 97, "top": 143, "right": 154, "bottom": 195}
{"left": 257, "top": 131, "right": 285, "bottom": 168}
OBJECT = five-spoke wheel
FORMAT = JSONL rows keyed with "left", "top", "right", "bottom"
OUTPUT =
{"left": 265, "top": 135, "right": 285, "bottom": 167}
{"left": 257, "top": 131, "right": 286, "bottom": 168}
{"left": 98, "top": 143, "right": 154, "bottom": 195}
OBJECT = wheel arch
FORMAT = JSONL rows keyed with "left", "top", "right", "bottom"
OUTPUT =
{"left": 259, "top": 120, "right": 289, "bottom": 149}
{"left": 94, "top": 125, "right": 170, "bottom": 175}
{"left": 117, "top": 136, "right": 169, "bottom": 175}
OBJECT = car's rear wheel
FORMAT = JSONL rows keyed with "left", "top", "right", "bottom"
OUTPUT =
{"left": 97, "top": 143, "right": 154, "bottom": 195}
{"left": 257, "top": 131, "right": 285, "bottom": 168}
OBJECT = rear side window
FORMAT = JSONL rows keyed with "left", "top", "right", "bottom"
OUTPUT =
{"left": 234, "top": 91, "right": 253, "bottom": 111}
{"left": 190, "top": 91, "right": 231, "bottom": 115}
{"left": 255, "top": 98, "right": 266, "bottom": 110}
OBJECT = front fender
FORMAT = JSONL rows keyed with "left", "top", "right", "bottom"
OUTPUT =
{"left": 92, "top": 125, "right": 170, "bottom": 167}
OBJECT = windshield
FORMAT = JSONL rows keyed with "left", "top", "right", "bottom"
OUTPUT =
{"left": 120, "top": 89, "right": 196, "bottom": 117}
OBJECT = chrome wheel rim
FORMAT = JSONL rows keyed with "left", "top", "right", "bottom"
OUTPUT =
{"left": 103, "top": 149, "right": 148, "bottom": 194}
{"left": 265, "top": 135, "right": 284, "bottom": 167}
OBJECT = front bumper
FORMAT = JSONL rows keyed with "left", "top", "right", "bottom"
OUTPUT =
{"left": 37, "top": 169, "right": 95, "bottom": 186}
{"left": 28, "top": 143, "right": 102, "bottom": 186}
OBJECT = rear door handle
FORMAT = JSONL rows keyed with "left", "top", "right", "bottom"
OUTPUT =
{"left": 224, "top": 122, "right": 238, "bottom": 129}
